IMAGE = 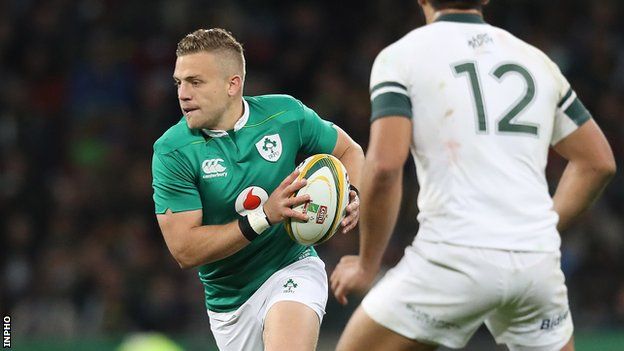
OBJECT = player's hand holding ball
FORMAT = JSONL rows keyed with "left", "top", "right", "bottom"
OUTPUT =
{"left": 341, "top": 184, "right": 360, "bottom": 234}
{"left": 284, "top": 154, "right": 354, "bottom": 246}
{"left": 263, "top": 168, "right": 311, "bottom": 225}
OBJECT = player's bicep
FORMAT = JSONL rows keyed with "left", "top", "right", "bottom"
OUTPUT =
{"left": 157, "top": 209, "right": 203, "bottom": 236}
{"left": 331, "top": 125, "right": 359, "bottom": 159}
{"left": 156, "top": 209, "right": 203, "bottom": 257}
{"left": 367, "top": 117, "right": 412, "bottom": 171}
{"left": 553, "top": 119, "right": 615, "bottom": 171}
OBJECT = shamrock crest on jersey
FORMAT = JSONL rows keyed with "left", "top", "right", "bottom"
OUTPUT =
{"left": 282, "top": 278, "right": 298, "bottom": 293}
{"left": 255, "top": 134, "right": 282, "bottom": 162}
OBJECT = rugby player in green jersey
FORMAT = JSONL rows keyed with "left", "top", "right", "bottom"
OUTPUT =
{"left": 151, "top": 28, "right": 364, "bottom": 351}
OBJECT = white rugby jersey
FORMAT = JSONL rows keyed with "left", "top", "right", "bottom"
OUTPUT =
{"left": 370, "top": 13, "right": 591, "bottom": 251}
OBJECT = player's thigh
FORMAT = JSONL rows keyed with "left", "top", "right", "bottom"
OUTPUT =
{"left": 208, "top": 302, "right": 263, "bottom": 351}
{"left": 337, "top": 305, "right": 437, "bottom": 351}
{"left": 486, "top": 252, "right": 573, "bottom": 351}
{"left": 263, "top": 256, "right": 328, "bottom": 321}
{"left": 208, "top": 257, "right": 327, "bottom": 351}
{"left": 262, "top": 256, "right": 328, "bottom": 351}
{"left": 360, "top": 243, "right": 499, "bottom": 348}
{"left": 263, "top": 300, "right": 320, "bottom": 351}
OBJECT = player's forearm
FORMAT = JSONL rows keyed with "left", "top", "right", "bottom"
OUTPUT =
{"left": 337, "top": 142, "right": 365, "bottom": 189}
{"left": 358, "top": 162, "right": 403, "bottom": 270}
{"left": 553, "top": 161, "right": 615, "bottom": 232}
{"left": 172, "top": 221, "right": 250, "bottom": 268}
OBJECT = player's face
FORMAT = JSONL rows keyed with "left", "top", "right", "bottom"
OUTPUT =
{"left": 173, "top": 52, "right": 231, "bottom": 129}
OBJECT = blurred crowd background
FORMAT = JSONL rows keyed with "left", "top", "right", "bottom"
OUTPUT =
{"left": 1, "top": 0, "right": 623, "bottom": 350}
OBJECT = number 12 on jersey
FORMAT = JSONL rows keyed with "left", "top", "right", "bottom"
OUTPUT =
{"left": 453, "top": 62, "right": 539, "bottom": 136}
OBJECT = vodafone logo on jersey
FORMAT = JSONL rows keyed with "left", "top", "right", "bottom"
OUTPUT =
{"left": 235, "top": 186, "right": 269, "bottom": 215}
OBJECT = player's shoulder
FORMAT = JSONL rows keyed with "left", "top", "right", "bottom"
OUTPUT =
{"left": 245, "top": 94, "right": 309, "bottom": 124}
{"left": 376, "top": 24, "right": 442, "bottom": 61}
{"left": 492, "top": 25, "right": 556, "bottom": 66}
{"left": 245, "top": 94, "right": 303, "bottom": 111}
{"left": 153, "top": 117, "right": 204, "bottom": 155}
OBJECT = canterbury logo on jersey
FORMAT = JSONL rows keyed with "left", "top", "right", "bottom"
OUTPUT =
{"left": 202, "top": 158, "right": 228, "bottom": 179}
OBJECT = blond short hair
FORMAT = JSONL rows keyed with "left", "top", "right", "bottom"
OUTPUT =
{"left": 176, "top": 28, "right": 246, "bottom": 77}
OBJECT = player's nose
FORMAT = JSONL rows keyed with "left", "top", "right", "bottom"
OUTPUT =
{"left": 177, "top": 83, "right": 192, "bottom": 101}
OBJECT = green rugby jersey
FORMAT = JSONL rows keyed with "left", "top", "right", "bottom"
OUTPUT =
{"left": 152, "top": 94, "right": 338, "bottom": 312}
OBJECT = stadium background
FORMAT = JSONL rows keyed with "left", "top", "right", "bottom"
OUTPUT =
{"left": 1, "top": 0, "right": 623, "bottom": 350}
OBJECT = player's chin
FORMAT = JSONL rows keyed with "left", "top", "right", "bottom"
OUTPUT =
{"left": 184, "top": 114, "right": 202, "bottom": 129}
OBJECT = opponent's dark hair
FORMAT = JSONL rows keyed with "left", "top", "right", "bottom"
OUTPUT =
{"left": 429, "top": 0, "right": 484, "bottom": 10}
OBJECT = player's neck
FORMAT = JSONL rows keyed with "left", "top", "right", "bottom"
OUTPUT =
{"left": 427, "top": 9, "right": 483, "bottom": 24}
{"left": 216, "top": 97, "right": 244, "bottom": 131}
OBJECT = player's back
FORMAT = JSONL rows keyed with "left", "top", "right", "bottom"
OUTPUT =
{"left": 370, "top": 14, "right": 590, "bottom": 251}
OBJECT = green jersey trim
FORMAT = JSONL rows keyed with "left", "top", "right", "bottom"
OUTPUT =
{"left": 557, "top": 89, "right": 592, "bottom": 126}
{"left": 435, "top": 13, "right": 486, "bottom": 24}
{"left": 557, "top": 88, "right": 573, "bottom": 108}
{"left": 371, "top": 81, "right": 408, "bottom": 95}
{"left": 371, "top": 91, "right": 413, "bottom": 121}
{"left": 564, "top": 97, "right": 592, "bottom": 126}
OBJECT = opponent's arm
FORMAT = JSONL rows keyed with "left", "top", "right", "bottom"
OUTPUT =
{"left": 157, "top": 170, "right": 310, "bottom": 269}
{"left": 552, "top": 119, "right": 616, "bottom": 231}
{"left": 331, "top": 117, "right": 412, "bottom": 304}
{"left": 331, "top": 125, "right": 365, "bottom": 233}
{"left": 357, "top": 117, "right": 411, "bottom": 270}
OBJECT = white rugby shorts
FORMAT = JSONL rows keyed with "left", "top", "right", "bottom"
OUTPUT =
{"left": 207, "top": 256, "right": 328, "bottom": 351}
{"left": 362, "top": 240, "right": 573, "bottom": 351}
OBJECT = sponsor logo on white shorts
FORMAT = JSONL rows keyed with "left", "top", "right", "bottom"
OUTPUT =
{"left": 406, "top": 304, "right": 459, "bottom": 330}
{"left": 540, "top": 310, "right": 569, "bottom": 330}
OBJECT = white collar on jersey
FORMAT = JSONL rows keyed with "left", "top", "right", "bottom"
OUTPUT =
{"left": 201, "top": 98, "right": 250, "bottom": 138}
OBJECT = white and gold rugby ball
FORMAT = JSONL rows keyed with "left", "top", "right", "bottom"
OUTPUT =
{"left": 285, "top": 154, "right": 350, "bottom": 246}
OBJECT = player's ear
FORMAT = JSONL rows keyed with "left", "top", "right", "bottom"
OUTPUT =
{"left": 227, "top": 75, "right": 243, "bottom": 97}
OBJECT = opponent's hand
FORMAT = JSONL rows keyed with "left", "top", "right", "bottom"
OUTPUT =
{"left": 263, "top": 169, "right": 310, "bottom": 224}
{"left": 330, "top": 255, "right": 379, "bottom": 305}
{"left": 341, "top": 190, "right": 359, "bottom": 234}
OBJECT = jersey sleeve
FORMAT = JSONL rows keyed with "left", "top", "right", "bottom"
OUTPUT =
{"left": 152, "top": 151, "right": 202, "bottom": 214}
{"left": 548, "top": 60, "right": 592, "bottom": 145}
{"left": 298, "top": 101, "right": 338, "bottom": 155}
{"left": 369, "top": 45, "right": 413, "bottom": 121}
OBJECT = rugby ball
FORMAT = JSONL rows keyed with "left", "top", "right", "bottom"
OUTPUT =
{"left": 285, "top": 154, "right": 350, "bottom": 246}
